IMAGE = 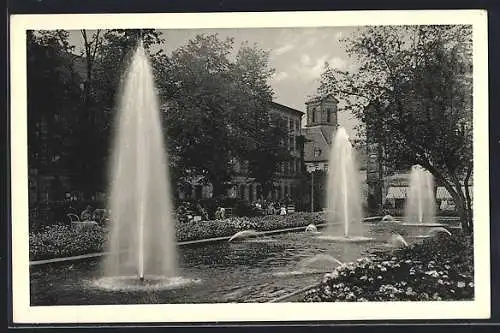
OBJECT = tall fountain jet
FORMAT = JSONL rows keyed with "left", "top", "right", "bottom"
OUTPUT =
{"left": 103, "top": 43, "right": 178, "bottom": 281}
{"left": 324, "top": 127, "right": 367, "bottom": 240}
{"left": 405, "top": 165, "right": 436, "bottom": 224}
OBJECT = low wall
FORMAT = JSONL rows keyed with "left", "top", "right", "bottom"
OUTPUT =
{"left": 30, "top": 223, "right": 328, "bottom": 267}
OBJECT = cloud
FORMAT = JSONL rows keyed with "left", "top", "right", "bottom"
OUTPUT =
{"left": 273, "top": 43, "right": 295, "bottom": 56}
{"left": 326, "top": 56, "right": 348, "bottom": 71}
{"left": 300, "top": 54, "right": 312, "bottom": 66}
{"left": 294, "top": 54, "right": 330, "bottom": 79}
{"left": 291, "top": 53, "right": 354, "bottom": 80}
{"left": 272, "top": 71, "right": 290, "bottom": 82}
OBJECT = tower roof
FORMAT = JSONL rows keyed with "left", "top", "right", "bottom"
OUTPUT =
{"left": 305, "top": 94, "right": 339, "bottom": 105}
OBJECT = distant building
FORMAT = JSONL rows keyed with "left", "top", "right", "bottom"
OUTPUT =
{"left": 178, "top": 101, "right": 305, "bottom": 203}
{"left": 302, "top": 95, "right": 367, "bottom": 210}
{"left": 302, "top": 95, "right": 338, "bottom": 172}
{"left": 364, "top": 101, "right": 472, "bottom": 214}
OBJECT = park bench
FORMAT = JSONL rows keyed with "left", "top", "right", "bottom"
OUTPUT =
{"left": 286, "top": 204, "right": 296, "bottom": 214}
{"left": 67, "top": 213, "right": 98, "bottom": 230}
{"left": 92, "top": 209, "right": 110, "bottom": 225}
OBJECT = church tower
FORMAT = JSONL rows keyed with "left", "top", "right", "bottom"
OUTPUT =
{"left": 302, "top": 94, "right": 339, "bottom": 174}
{"left": 305, "top": 94, "right": 338, "bottom": 128}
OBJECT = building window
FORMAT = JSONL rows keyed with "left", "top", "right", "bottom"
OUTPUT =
{"left": 326, "top": 108, "right": 331, "bottom": 122}
{"left": 295, "top": 120, "right": 300, "bottom": 131}
{"left": 311, "top": 108, "right": 316, "bottom": 123}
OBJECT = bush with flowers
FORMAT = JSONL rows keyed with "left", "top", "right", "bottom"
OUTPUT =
{"left": 175, "top": 212, "right": 324, "bottom": 242}
{"left": 303, "top": 234, "right": 474, "bottom": 302}
{"left": 30, "top": 224, "right": 108, "bottom": 261}
{"left": 30, "top": 212, "right": 324, "bottom": 261}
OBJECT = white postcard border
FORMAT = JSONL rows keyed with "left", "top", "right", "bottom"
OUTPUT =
{"left": 10, "top": 10, "right": 490, "bottom": 323}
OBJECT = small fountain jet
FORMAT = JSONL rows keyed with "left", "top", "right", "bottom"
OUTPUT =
{"left": 319, "top": 127, "right": 373, "bottom": 242}
{"left": 405, "top": 165, "right": 436, "bottom": 225}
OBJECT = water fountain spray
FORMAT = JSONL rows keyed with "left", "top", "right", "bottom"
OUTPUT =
{"left": 405, "top": 165, "right": 436, "bottom": 225}
{"left": 322, "top": 127, "right": 371, "bottom": 242}
{"left": 103, "top": 42, "right": 178, "bottom": 281}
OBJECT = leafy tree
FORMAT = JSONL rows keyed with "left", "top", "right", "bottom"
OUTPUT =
{"left": 74, "top": 29, "right": 165, "bottom": 194}
{"left": 158, "top": 34, "right": 288, "bottom": 198}
{"left": 317, "top": 25, "right": 473, "bottom": 232}
{"left": 27, "top": 30, "right": 82, "bottom": 195}
{"left": 232, "top": 43, "right": 289, "bottom": 198}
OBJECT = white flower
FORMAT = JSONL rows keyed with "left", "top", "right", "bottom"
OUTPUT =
{"left": 425, "top": 270, "right": 440, "bottom": 278}
{"left": 360, "top": 275, "right": 368, "bottom": 281}
{"left": 380, "top": 267, "right": 387, "bottom": 272}
{"left": 457, "top": 281, "right": 466, "bottom": 288}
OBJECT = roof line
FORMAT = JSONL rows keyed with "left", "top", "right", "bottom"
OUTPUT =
{"left": 269, "top": 101, "right": 305, "bottom": 115}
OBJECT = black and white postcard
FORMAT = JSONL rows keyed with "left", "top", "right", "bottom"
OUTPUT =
{"left": 10, "top": 10, "right": 490, "bottom": 323}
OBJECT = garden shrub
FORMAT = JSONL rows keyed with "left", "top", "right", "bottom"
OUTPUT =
{"left": 30, "top": 212, "right": 325, "bottom": 260}
{"left": 30, "top": 224, "right": 107, "bottom": 261}
{"left": 303, "top": 234, "right": 474, "bottom": 302}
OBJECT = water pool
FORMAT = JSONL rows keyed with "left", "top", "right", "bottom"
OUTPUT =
{"left": 30, "top": 221, "right": 460, "bottom": 305}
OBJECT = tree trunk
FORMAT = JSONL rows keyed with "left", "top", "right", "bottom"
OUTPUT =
{"left": 463, "top": 162, "right": 473, "bottom": 234}
{"left": 422, "top": 162, "right": 472, "bottom": 234}
{"left": 455, "top": 196, "right": 472, "bottom": 234}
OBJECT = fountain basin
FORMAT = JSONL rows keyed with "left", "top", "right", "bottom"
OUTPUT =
{"left": 315, "top": 235, "right": 375, "bottom": 243}
{"left": 401, "top": 223, "right": 447, "bottom": 227}
{"left": 30, "top": 219, "right": 456, "bottom": 305}
{"left": 90, "top": 275, "right": 201, "bottom": 292}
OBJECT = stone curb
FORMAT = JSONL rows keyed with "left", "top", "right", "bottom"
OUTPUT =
{"left": 30, "top": 223, "right": 328, "bottom": 266}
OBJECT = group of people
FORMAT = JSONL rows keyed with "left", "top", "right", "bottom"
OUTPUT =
{"left": 253, "top": 198, "right": 292, "bottom": 216}
{"left": 62, "top": 204, "right": 110, "bottom": 225}
{"left": 176, "top": 202, "right": 210, "bottom": 223}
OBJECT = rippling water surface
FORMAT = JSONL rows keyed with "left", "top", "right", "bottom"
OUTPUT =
{"left": 30, "top": 220, "right": 460, "bottom": 305}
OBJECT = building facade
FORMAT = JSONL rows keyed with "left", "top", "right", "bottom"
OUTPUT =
{"left": 178, "top": 101, "right": 305, "bottom": 204}
{"left": 302, "top": 95, "right": 367, "bottom": 210}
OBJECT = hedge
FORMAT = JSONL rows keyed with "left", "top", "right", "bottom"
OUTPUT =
{"left": 30, "top": 212, "right": 324, "bottom": 261}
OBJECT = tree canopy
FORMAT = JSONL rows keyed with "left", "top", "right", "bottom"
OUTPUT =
{"left": 28, "top": 30, "right": 291, "bottom": 201}
{"left": 157, "top": 34, "right": 288, "bottom": 197}
{"left": 317, "top": 25, "right": 473, "bottom": 231}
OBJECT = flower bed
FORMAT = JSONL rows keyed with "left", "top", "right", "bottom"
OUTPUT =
{"left": 176, "top": 213, "right": 322, "bottom": 242}
{"left": 30, "top": 224, "right": 108, "bottom": 261}
{"left": 303, "top": 234, "right": 474, "bottom": 302}
{"left": 30, "top": 212, "right": 324, "bottom": 261}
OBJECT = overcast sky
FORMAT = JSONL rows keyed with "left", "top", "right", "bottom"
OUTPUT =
{"left": 68, "top": 27, "right": 361, "bottom": 137}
